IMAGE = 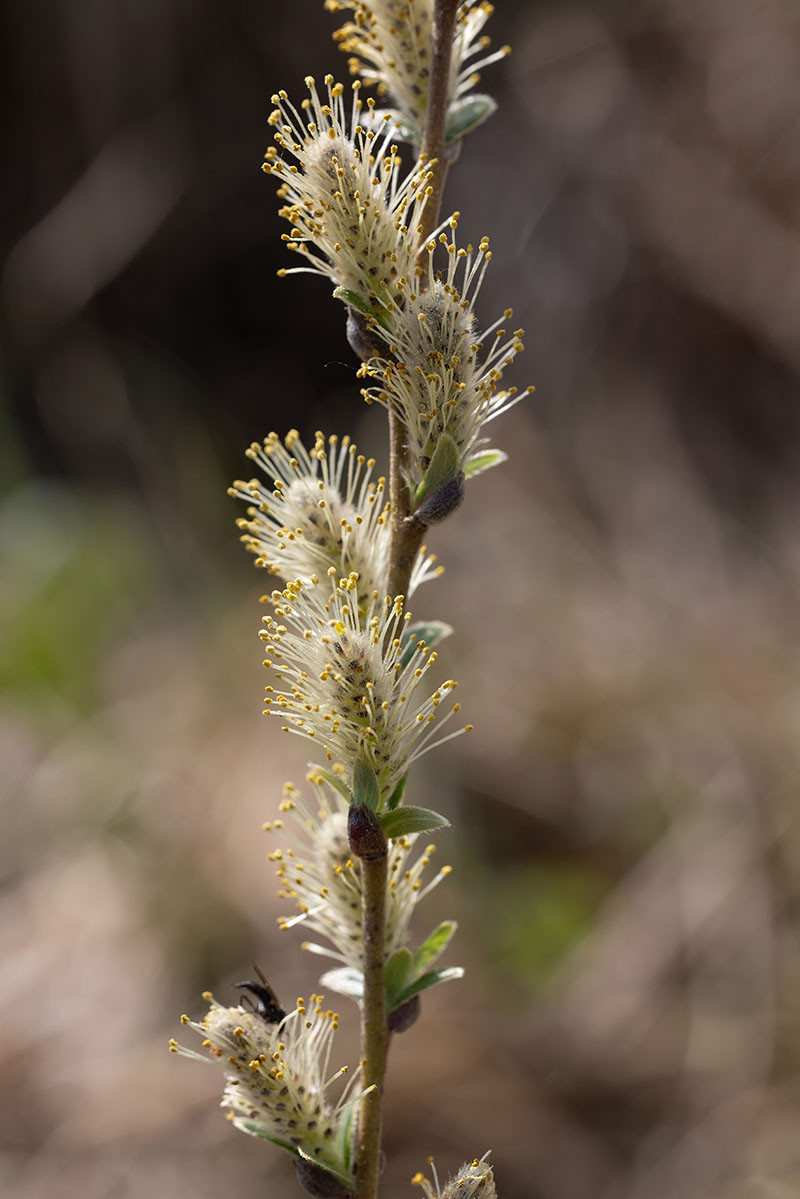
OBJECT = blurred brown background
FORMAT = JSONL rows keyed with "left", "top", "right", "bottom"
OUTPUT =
{"left": 3, "top": 1, "right": 800, "bottom": 1197}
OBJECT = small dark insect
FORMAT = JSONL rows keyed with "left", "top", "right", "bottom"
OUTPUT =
{"left": 233, "top": 963, "right": 287, "bottom": 1025}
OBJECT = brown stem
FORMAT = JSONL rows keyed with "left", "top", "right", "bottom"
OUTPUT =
{"left": 355, "top": 6, "right": 461, "bottom": 1197}
{"left": 354, "top": 852, "right": 389, "bottom": 1199}
{"left": 418, "top": 0, "right": 461, "bottom": 246}
{"left": 386, "top": 410, "right": 422, "bottom": 601}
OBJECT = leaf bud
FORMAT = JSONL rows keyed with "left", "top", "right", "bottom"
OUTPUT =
{"left": 347, "top": 802, "right": 387, "bottom": 861}
{"left": 406, "top": 472, "right": 465, "bottom": 529}
{"left": 295, "top": 1159, "right": 354, "bottom": 1199}
{"left": 345, "top": 307, "right": 385, "bottom": 362}
{"left": 387, "top": 994, "right": 421, "bottom": 1033}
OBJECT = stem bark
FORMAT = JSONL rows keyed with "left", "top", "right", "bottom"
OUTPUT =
{"left": 354, "top": 853, "right": 389, "bottom": 1199}
{"left": 355, "top": 4, "right": 460, "bottom": 1196}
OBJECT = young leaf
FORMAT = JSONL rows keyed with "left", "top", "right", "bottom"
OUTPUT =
{"left": 414, "top": 434, "right": 459, "bottom": 506}
{"left": 333, "top": 1101, "right": 356, "bottom": 1174}
{"left": 386, "top": 772, "right": 407, "bottom": 811}
{"left": 239, "top": 1124, "right": 299, "bottom": 1153}
{"left": 394, "top": 966, "right": 465, "bottom": 1006}
{"left": 445, "top": 94, "right": 498, "bottom": 144}
{"left": 312, "top": 767, "right": 353, "bottom": 805}
{"left": 380, "top": 805, "right": 451, "bottom": 839}
{"left": 332, "top": 287, "right": 391, "bottom": 332}
{"left": 401, "top": 620, "right": 454, "bottom": 668}
{"left": 463, "top": 447, "right": 508, "bottom": 479}
{"left": 319, "top": 966, "right": 364, "bottom": 1003}
{"left": 332, "top": 286, "right": 375, "bottom": 319}
{"left": 352, "top": 756, "right": 381, "bottom": 812}
{"left": 412, "top": 921, "right": 458, "bottom": 976}
{"left": 385, "top": 948, "right": 414, "bottom": 1008}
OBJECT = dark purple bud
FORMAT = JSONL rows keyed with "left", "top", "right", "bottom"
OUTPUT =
{"left": 387, "top": 994, "right": 421, "bottom": 1033}
{"left": 295, "top": 1159, "right": 354, "bottom": 1199}
{"left": 347, "top": 802, "right": 387, "bottom": 861}
{"left": 406, "top": 471, "right": 465, "bottom": 529}
{"left": 346, "top": 308, "right": 384, "bottom": 362}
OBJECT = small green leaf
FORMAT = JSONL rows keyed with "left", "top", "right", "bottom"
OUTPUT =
{"left": 312, "top": 767, "right": 353, "bottom": 805}
{"left": 352, "top": 755, "right": 381, "bottom": 812}
{"left": 414, "top": 434, "right": 459, "bottom": 506}
{"left": 319, "top": 966, "right": 364, "bottom": 1003}
{"left": 401, "top": 621, "right": 453, "bottom": 668}
{"left": 386, "top": 773, "right": 407, "bottom": 811}
{"left": 332, "top": 286, "right": 375, "bottom": 318}
{"left": 385, "top": 948, "right": 414, "bottom": 1008}
{"left": 380, "top": 805, "right": 451, "bottom": 839}
{"left": 445, "top": 94, "right": 497, "bottom": 144}
{"left": 412, "top": 921, "right": 458, "bottom": 976}
{"left": 463, "top": 447, "right": 508, "bottom": 479}
{"left": 334, "top": 1102, "right": 356, "bottom": 1173}
{"left": 333, "top": 286, "right": 392, "bottom": 333}
{"left": 394, "top": 966, "right": 464, "bottom": 1006}
{"left": 239, "top": 1124, "right": 298, "bottom": 1152}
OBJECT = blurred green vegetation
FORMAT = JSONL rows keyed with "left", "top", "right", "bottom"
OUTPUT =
{"left": 0, "top": 482, "right": 151, "bottom": 718}
{"left": 483, "top": 862, "right": 609, "bottom": 988}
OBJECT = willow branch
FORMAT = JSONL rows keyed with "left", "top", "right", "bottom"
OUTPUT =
{"left": 354, "top": 852, "right": 389, "bottom": 1199}
{"left": 418, "top": 0, "right": 460, "bottom": 246}
{"left": 355, "top": 7, "right": 461, "bottom": 1197}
